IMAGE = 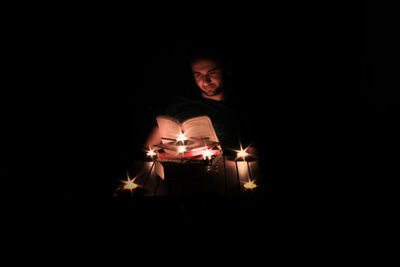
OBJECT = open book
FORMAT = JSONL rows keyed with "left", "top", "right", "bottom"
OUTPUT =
{"left": 156, "top": 115, "right": 219, "bottom": 144}
{"left": 155, "top": 115, "right": 221, "bottom": 159}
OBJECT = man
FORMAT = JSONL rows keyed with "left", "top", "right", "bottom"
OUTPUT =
{"left": 191, "top": 54, "right": 228, "bottom": 101}
{"left": 145, "top": 49, "right": 255, "bottom": 153}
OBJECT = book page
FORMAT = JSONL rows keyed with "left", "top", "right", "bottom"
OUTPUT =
{"left": 156, "top": 115, "right": 182, "bottom": 144}
{"left": 182, "top": 116, "right": 219, "bottom": 143}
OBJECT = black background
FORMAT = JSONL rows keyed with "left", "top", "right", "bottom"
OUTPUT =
{"left": 44, "top": 2, "right": 394, "bottom": 228}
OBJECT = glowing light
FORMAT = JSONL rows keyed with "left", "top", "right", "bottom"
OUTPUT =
{"left": 122, "top": 174, "right": 138, "bottom": 192}
{"left": 176, "top": 131, "right": 187, "bottom": 142}
{"left": 243, "top": 179, "right": 257, "bottom": 190}
{"left": 236, "top": 146, "right": 249, "bottom": 160}
{"left": 146, "top": 147, "right": 157, "bottom": 158}
{"left": 202, "top": 147, "right": 213, "bottom": 160}
{"left": 178, "top": 146, "right": 186, "bottom": 154}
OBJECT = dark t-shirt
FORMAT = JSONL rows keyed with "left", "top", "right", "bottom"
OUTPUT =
{"left": 161, "top": 95, "right": 253, "bottom": 150}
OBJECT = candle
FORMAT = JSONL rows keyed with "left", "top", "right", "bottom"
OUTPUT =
{"left": 178, "top": 145, "right": 186, "bottom": 154}
{"left": 113, "top": 171, "right": 139, "bottom": 197}
{"left": 243, "top": 178, "right": 257, "bottom": 190}
{"left": 202, "top": 147, "right": 213, "bottom": 160}
{"left": 146, "top": 147, "right": 157, "bottom": 158}
{"left": 236, "top": 145, "right": 249, "bottom": 161}
{"left": 176, "top": 131, "right": 187, "bottom": 143}
{"left": 122, "top": 174, "right": 138, "bottom": 192}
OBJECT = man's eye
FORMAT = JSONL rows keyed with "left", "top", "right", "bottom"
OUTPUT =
{"left": 209, "top": 71, "right": 216, "bottom": 75}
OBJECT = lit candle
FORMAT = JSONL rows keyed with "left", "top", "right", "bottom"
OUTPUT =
{"left": 178, "top": 145, "right": 186, "bottom": 154}
{"left": 176, "top": 131, "right": 187, "bottom": 143}
{"left": 202, "top": 147, "right": 213, "bottom": 160}
{"left": 243, "top": 178, "right": 257, "bottom": 190}
{"left": 236, "top": 146, "right": 249, "bottom": 161}
{"left": 146, "top": 146, "right": 157, "bottom": 159}
{"left": 113, "top": 171, "right": 140, "bottom": 197}
{"left": 122, "top": 174, "right": 138, "bottom": 192}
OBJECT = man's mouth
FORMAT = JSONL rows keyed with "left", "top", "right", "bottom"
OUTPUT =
{"left": 203, "top": 85, "right": 215, "bottom": 90}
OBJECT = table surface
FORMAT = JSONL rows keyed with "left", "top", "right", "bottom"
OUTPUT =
{"left": 115, "top": 155, "right": 264, "bottom": 197}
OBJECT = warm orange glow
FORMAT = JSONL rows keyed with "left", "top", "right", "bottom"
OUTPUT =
{"left": 123, "top": 175, "right": 138, "bottom": 192}
{"left": 243, "top": 179, "right": 257, "bottom": 189}
{"left": 176, "top": 131, "right": 187, "bottom": 142}
{"left": 236, "top": 146, "right": 249, "bottom": 160}
{"left": 146, "top": 147, "right": 157, "bottom": 158}
{"left": 237, "top": 149, "right": 247, "bottom": 157}
{"left": 178, "top": 146, "right": 186, "bottom": 154}
{"left": 202, "top": 147, "right": 213, "bottom": 160}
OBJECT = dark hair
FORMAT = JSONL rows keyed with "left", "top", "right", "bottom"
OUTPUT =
{"left": 188, "top": 45, "right": 231, "bottom": 74}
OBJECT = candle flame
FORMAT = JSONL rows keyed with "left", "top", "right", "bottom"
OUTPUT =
{"left": 178, "top": 146, "right": 186, "bottom": 154}
{"left": 176, "top": 131, "right": 187, "bottom": 142}
{"left": 236, "top": 146, "right": 249, "bottom": 160}
{"left": 146, "top": 147, "right": 157, "bottom": 158}
{"left": 202, "top": 147, "right": 213, "bottom": 160}
{"left": 243, "top": 179, "right": 257, "bottom": 189}
{"left": 122, "top": 174, "right": 138, "bottom": 192}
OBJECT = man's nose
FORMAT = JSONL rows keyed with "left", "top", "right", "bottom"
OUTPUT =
{"left": 203, "top": 75, "right": 211, "bottom": 83}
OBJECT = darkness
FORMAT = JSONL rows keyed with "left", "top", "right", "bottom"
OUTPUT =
{"left": 53, "top": 3, "right": 390, "bottom": 229}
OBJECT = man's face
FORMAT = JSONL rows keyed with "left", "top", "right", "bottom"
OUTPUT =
{"left": 191, "top": 58, "right": 224, "bottom": 97}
